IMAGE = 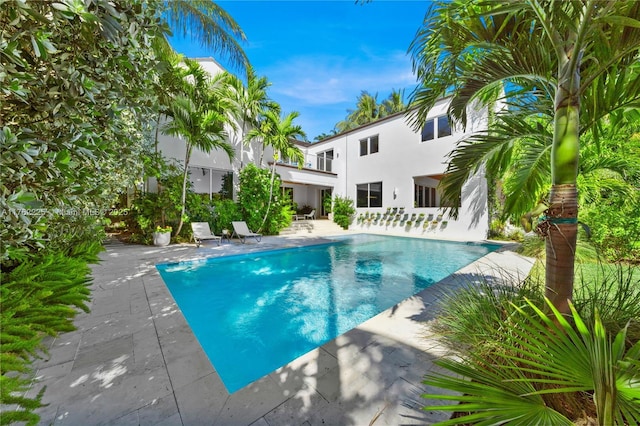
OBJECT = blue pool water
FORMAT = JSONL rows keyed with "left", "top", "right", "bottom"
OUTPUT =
{"left": 156, "top": 234, "right": 499, "bottom": 393}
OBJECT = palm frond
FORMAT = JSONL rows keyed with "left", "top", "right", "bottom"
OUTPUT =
{"left": 164, "top": 0, "right": 248, "bottom": 70}
{"left": 424, "top": 298, "right": 640, "bottom": 425}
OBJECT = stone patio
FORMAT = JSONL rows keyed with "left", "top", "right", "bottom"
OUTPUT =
{"left": 29, "top": 228, "right": 534, "bottom": 425}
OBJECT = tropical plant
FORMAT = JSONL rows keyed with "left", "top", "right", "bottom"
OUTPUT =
{"left": 323, "top": 192, "right": 333, "bottom": 214}
{"left": 423, "top": 298, "right": 640, "bottom": 425}
{"left": 126, "top": 160, "right": 185, "bottom": 244}
{"left": 221, "top": 67, "right": 276, "bottom": 168}
{"left": 1, "top": 241, "right": 101, "bottom": 423}
{"left": 332, "top": 195, "right": 356, "bottom": 229}
{"left": 0, "top": 1, "right": 249, "bottom": 422}
{"left": 0, "top": 0, "right": 162, "bottom": 263}
{"left": 409, "top": 0, "right": 640, "bottom": 314}
{"left": 237, "top": 164, "right": 290, "bottom": 234}
{"left": 211, "top": 199, "right": 242, "bottom": 235}
{"left": 314, "top": 129, "right": 338, "bottom": 142}
{"left": 336, "top": 91, "right": 381, "bottom": 132}
{"left": 244, "top": 109, "right": 305, "bottom": 230}
{"left": 335, "top": 89, "right": 407, "bottom": 132}
{"left": 578, "top": 124, "right": 640, "bottom": 262}
{"left": 161, "top": 0, "right": 248, "bottom": 71}
{"left": 380, "top": 88, "right": 408, "bottom": 116}
{"left": 162, "top": 58, "right": 235, "bottom": 237}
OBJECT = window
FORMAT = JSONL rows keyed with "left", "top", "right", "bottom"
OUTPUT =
{"left": 414, "top": 184, "right": 437, "bottom": 207}
{"left": 316, "top": 149, "right": 333, "bottom": 172}
{"left": 421, "top": 120, "right": 434, "bottom": 141}
{"left": 359, "top": 135, "right": 379, "bottom": 156}
{"left": 357, "top": 182, "right": 383, "bottom": 208}
{"left": 438, "top": 115, "right": 452, "bottom": 137}
{"left": 421, "top": 115, "right": 452, "bottom": 142}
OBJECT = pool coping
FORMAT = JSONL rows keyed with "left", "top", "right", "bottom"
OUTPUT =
{"left": 30, "top": 231, "right": 535, "bottom": 425}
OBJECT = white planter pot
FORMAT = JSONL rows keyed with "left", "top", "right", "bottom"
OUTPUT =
{"left": 153, "top": 232, "right": 171, "bottom": 246}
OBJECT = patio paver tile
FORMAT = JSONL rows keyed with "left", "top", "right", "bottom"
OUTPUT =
{"left": 29, "top": 228, "right": 534, "bottom": 425}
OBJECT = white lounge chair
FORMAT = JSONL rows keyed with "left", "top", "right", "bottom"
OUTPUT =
{"left": 231, "top": 221, "right": 262, "bottom": 243}
{"left": 303, "top": 209, "right": 316, "bottom": 220}
{"left": 191, "top": 222, "right": 221, "bottom": 247}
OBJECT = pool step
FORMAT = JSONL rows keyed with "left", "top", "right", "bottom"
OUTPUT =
{"left": 280, "top": 218, "right": 346, "bottom": 236}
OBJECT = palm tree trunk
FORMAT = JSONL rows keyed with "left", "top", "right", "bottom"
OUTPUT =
{"left": 257, "top": 160, "right": 277, "bottom": 233}
{"left": 174, "top": 143, "right": 193, "bottom": 237}
{"left": 545, "top": 56, "right": 581, "bottom": 316}
{"left": 544, "top": 184, "right": 578, "bottom": 316}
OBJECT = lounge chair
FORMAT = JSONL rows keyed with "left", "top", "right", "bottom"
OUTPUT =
{"left": 191, "top": 222, "right": 221, "bottom": 247}
{"left": 231, "top": 221, "right": 262, "bottom": 243}
{"left": 303, "top": 209, "right": 316, "bottom": 220}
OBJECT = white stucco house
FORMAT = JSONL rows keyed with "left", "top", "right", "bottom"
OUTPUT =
{"left": 153, "top": 57, "right": 275, "bottom": 197}
{"left": 156, "top": 58, "right": 490, "bottom": 240}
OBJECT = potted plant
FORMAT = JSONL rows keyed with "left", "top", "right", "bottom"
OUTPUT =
{"left": 153, "top": 225, "right": 172, "bottom": 246}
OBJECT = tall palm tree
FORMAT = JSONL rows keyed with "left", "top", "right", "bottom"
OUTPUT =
{"left": 380, "top": 88, "right": 407, "bottom": 117}
{"left": 163, "top": 59, "right": 235, "bottom": 236}
{"left": 409, "top": 0, "right": 640, "bottom": 314}
{"left": 222, "top": 67, "right": 277, "bottom": 168}
{"left": 245, "top": 109, "right": 305, "bottom": 230}
{"left": 336, "top": 91, "right": 380, "bottom": 132}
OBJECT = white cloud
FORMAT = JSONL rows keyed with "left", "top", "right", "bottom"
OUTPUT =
{"left": 264, "top": 51, "right": 416, "bottom": 107}
{"left": 254, "top": 50, "right": 418, "bottom": 139}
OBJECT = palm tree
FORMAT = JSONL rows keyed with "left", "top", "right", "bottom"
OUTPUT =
{"left": 222, "top": 67, "right": 277, "bottom": 168}
{"left": 161, "top": 1, "right": 248, "bottom": 71}
{"left": 245, "top": 109, "right": 305, "bottom": 230}
{"left": 336, "top": 91, "right": 380, "bottom": 132}
{"left": 162, "top": 59, "right": 235, "bottom": 237}
{"left": 380, "top": 88, "right": 407, "bottom": 117}
{"left": 409, "top": 0, "right": 640, "bottom": 315}
{"left": 314, "top": 129, "right": 338, "bottom": 141}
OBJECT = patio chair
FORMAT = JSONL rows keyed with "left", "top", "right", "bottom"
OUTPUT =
{"left": 303, "top": 209, "right": 316, "bottom": 220}
{"left": 191, "top": 222, "right": 221, "bottom": 247}
{"left": 231, "top": 221, "right": 262, "bottom": 244}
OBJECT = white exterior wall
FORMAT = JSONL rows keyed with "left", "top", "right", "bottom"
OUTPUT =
{"left": 303, "top": 97, "right": 490, "bottom": 240}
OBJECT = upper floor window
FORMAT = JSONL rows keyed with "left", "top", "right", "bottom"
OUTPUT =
{"left": 317, "top": 149, "right": 333, "bottom": 172}
{"left": 438, "top": 115, "right": 452, "bottom": 137}
{"left": 359, "top": 135, "right": 379, "bottom": 156}
{"left": 421, "top": 120, "right": 434, "bottom": 141}
{"left": 357, "top": 182, "right": 383, "bottom": 208}
{"left": 421, "top": 115, "right": 452, "bottom": 141}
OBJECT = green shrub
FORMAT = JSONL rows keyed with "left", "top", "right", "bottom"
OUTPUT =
{"left": 237, "top": 164, "right": 290, "bottom": 234}
{"left": 423, "top": 299, "right": 640, "bottom": 425}
{"left": 581, "top": 197, "right": 640, "bottom": 263}
{"left": 426, "top": 263, "right": 640, "bottom": 424}
{"left": 1, "top": 242, "right": 101, "bottom": 424}
{"left": 518, "top": 233, "right": 599, "bottom": 264}
{"left": 488, "top": 219, "right": 506, "bottom": 239}
{"left": 125, "top": 163, "right": 184, "bottom": 243}
{"left": 332, "top": 195, "right": 355, "bottom": 229}
{"left": 573, "top": 263, "right": 640, "bottom": 345}
{"left": 211, "top": 199, "right": 242, "bottom": 235}
{"left": 431, "top": 273, "right": 545, "bottom": 354}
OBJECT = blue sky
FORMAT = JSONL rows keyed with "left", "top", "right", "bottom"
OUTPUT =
{"left": 169, "top": 1, "right": 430, "bottom": 141}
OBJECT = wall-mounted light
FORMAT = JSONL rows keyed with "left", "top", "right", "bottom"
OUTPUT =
{"left": 393, "top": 187, "right": 398, "bottom": 199}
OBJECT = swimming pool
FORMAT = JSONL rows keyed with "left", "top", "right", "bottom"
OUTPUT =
{"left": 156, "top": 234, "right": 499, "bottom": 393}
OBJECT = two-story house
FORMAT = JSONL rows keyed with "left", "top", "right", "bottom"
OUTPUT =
{"left": 275, "top": 97, "right": 489, "bottom": 240}
{"left": 156, "top": 58, "right": 490, "bottom": 240}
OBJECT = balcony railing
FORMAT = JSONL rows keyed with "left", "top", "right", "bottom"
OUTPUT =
{"left": 277, "top": 152, "right": 333, "bottom": 172}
